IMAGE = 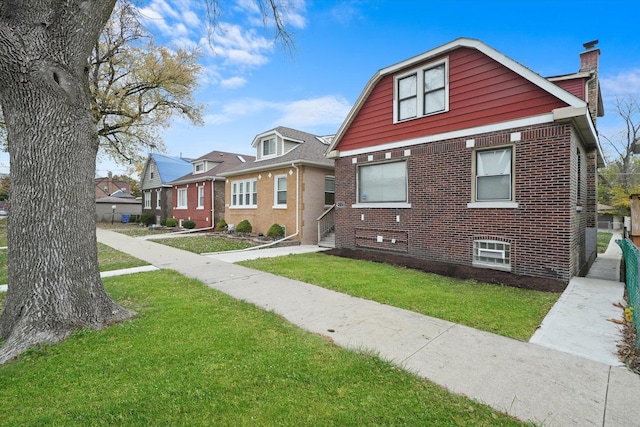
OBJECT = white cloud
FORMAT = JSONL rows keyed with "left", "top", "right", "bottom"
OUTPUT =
{"left": 601, "top": 69, "right": 640, "bottom": 98}
{"left": 220, "top": 76, "right": 247, "bottom": 89}
{"left": 203, "top": 95, "right": 351, "bottom": 129}
{"left": 277, "top": 95, "right": 352, "bottom": 127}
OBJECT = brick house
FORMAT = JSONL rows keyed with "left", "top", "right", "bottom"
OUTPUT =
{"left": 219, "top": 126, "right": 335, "bottom": 245}
{"left": 169, "top": 151, "right": 255, "bottom": 229}
{"left": 326, "top": 38, "right": 604, "bottom": 283}
{"left": 140, "top": 153, "right": 191, "bottom": 224}
{"left": 95, "top": 172, "right": 131, "bottom": 199}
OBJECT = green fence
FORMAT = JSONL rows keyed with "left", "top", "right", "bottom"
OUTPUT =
{"left": 616, "top": 239, "right": 640, "bottom": 348}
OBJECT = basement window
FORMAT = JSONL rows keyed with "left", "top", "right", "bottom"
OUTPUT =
{"left": 473, "top": 240, "right": 511, "bottom": 271}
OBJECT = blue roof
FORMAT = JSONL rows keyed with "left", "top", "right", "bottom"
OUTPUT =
{"left": 151, "top": 153, "right": 192, "bottom": 183}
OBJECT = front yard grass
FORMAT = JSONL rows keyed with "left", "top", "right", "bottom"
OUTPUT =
{"left": 0, "top": 243, "right": 148, "bottom": 285}
{"left": 0, "top": 270, "right": 524, "bottom": 426}
{"left": 240, "top": 253, "right": 559, "bottom": 341}
{"left": 153, "top": 234, "right": 255, "bottom": 253}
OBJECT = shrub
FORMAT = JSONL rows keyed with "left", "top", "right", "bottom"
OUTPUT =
{"left": 165, "top": 218, "right": 178, "bottom": 227}
{"left": 266, "top": 223, "right": 285, "bottom": 239}
{"left": 214, "top": 219, "right": 228, "bottom": 232}
{"left": 235, "top": 219, "right": 252, "bottom": 234}
{"left": 160, "top": 218, "right": 167, "bottom": 226}
{"left": 183, "top": 220, "right": 196, "bottom": 229}
{"left": 140, "top": 213, "right": 154, "bottom": 227}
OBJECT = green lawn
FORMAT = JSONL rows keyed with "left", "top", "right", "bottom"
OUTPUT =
{"left": 153, "top": 234, "right": 255, "bottom": 253}
{"left": 0, "top": 243, "right": 148, "bottom": 285}
{"left": 240, "top": 253, "right": 559, "bottom": 341}
{"left": 597, "top": 231, "right": 613, "bottom": 253}
{"left": 0, "top": 270, "right": 524, "bottom": 426}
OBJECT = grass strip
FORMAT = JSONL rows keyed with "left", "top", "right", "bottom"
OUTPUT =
{"left": 0, "top": 270, "right": 523, "bottom": 426}
{"left": 240, "top": 253, "right": 558, "bottom": 341}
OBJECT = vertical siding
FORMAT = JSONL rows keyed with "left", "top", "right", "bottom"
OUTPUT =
{"left": 337, "top": 48, "right": 570, "bottom": 152}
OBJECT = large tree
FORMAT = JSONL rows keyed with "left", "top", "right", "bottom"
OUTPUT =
{"left": 0, "top": 0, "right": 292, "bottom": 364}
{"left": 0, "top": 0, "right": 133, "bottom": 364}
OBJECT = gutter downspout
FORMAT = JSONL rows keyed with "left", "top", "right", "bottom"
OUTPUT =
{"left": 211, "top": 177, "right": 215, "bottom": 228}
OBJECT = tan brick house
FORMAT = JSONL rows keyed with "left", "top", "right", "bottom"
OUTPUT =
{"left": 219, "top": 127, "right": 335, "bottom": 245}
{"left": 326, "top": 38, "right": 605, "bottom": 283}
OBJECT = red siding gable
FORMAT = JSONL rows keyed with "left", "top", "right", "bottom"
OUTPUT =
{"left": 337, "top": 47, "right": 570, "bottom": 152}
{"left": 552, "top": 78, "right": 586, "bottom": 101}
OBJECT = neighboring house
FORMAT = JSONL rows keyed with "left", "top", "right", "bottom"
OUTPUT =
{"left": 169, "top": 151, "right": 255, "bottom": 229}
{"left": 326, "top": 37, "right": 605, "bottom": 283}
{"left": 219, "top": 126, "right": 335, "bottom": 245}
{"left": 140, "top": 153, "right": 192, "bottom": 224}
{"left": 95, "top": 172, "right": 131, "bottom": 199}
{"left": 95, "top": 193, "right": 141, "bottom": 223}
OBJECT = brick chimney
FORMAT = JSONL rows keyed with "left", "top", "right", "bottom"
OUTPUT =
{"left": 579, "top": 40, "right": 602, "bottom": 125}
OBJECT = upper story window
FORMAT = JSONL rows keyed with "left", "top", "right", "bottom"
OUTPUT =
{"left": 262, "top": 138, "right": 276, "bottom": 158}
{"left": 231, "top": 179, "right": 257, "bottom": 208}
{"left": 194, "top": 162, "right": 205, "bottom": 174}
{"left": 150, "top": 165, "right": 155, "bottom": 180}
{"left": 474, "top": 147, "right": 513, "bottom": 202}
{"left": 358, "top": 160, "right": 407, "bottom": 204}
{"left": 394, "top": 58, "right": 448, "bottom": 123}
{"left": 324, "top": 176, "right": 335, "bottom": 205}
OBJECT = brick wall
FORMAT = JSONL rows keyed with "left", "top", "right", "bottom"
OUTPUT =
{"left": 335, "top": 122, "right": 589, "bottom": 282}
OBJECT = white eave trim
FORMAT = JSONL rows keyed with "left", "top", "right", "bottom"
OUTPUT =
{"left": 334, "top": 113, "right": 554, "bottom": 158}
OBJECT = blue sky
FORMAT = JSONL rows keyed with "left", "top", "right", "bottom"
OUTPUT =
{"left": 6, "top": 0, "right": 639, "bottom": 177}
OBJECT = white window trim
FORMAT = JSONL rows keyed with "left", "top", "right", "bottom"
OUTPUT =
{"left": 155, "top": 189, "right": 161, "bottom": 210}
{"left": 194, "top": 161, "right": 205, "bottom": 174}
{"left": 473, "top": 240, "right": 511, "bottom": 271}
{"left": 356, "top": 160, "right": 409, "bottom": 206}
{"left": 393, "top": 57, "right": 449, "bottom": 124}
{"left": 470, "top": 145, "right": 516, "bottom": 207}
{"left": 176, "top": 188, "right": 188, "bottom": 209}
{"left": 230, "top": 178, "right": 257, "bottom": 208}
{"left": 324, "top": 175, "right": 336, "bottom": 206}
{"left": 273, "top": 174, "right": 287, "bottom": 208}
{"left": 143, "top": 191, "right": 151, "bottom": 209}
{"left": 197, "top": 185, "right": 205, "bottom": 209}
{"left": 261, "top": 137, "right": 277, "bottom": 159}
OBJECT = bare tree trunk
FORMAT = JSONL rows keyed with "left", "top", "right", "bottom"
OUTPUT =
{"left": 0, "top": 0, "right": 134, "bottom": 364}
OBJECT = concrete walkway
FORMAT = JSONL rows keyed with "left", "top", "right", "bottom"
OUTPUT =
{"left": 530, "top": 231, "right": 626, "bottom": 367}
{"left": 93, "top": 228, "right": 639, "bottom": 426}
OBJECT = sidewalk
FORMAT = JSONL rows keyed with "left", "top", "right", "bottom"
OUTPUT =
{"left": 530, "top": 231, "right": 626, "bottom": 366}
{"left": 96, "top": 228, "right": 640, "bottom": 426}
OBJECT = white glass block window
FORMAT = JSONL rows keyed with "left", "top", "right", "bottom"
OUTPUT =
{"left": 473, "top": 240, "right": 511, "bottom": 270}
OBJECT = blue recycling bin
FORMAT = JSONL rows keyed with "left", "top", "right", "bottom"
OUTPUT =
{"left": 121, "top": 214, "right": 130, "bottom": 223}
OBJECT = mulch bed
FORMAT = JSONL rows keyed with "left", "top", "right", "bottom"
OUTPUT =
{"left": 325, "top": 248, "right": 567, "bottom": 293}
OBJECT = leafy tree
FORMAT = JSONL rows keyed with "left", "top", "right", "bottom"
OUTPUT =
{"left": 598, "top": 96, "right": 640, "bottom": 215}
{"left": 0, "top": 0, "right": 292, "bottom": 364}
{"left": 0, "top": 2, "right": 204, "bottom": 165}
{"left": 91, "top": 2, "right": 203, "bottom": 165}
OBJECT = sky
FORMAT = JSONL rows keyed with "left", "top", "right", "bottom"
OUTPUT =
{"left": 2, "top": 0, "right": 638, "bottom": 177}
